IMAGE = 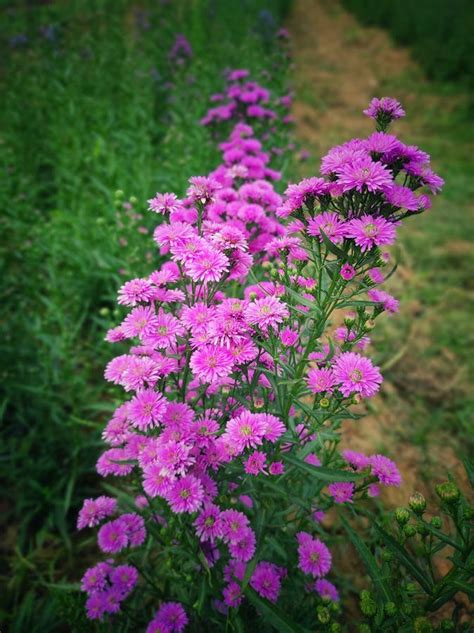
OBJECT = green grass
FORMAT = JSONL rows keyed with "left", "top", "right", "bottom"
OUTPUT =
{"left": 0, "top": 1, "right": 291, "bottom": 629}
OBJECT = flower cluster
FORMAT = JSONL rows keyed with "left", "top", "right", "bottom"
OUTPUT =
{"left": 77, "top": 63, "right": 442, "bottom": 630}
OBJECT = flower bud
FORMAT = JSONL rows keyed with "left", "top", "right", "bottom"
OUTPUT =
{"left": 262, "top": 261, "right": 272, "bottom": 270}
{"left": 394, "top": 507, "right": 410, "bottom": 525}
{"left": 320, "top": 397, "right": 330, "bottom": 408}
{"left": 385, "top": 602, "right": 396, "bottom": 616}
{"left": 330, "top": 624, "right": 341, "bottom": 633}
{"left": 381, "top": 550, "right": 393, "bottom": 562}
{"left": 115, "top": 189, "right": 124, "bottom": 199}
{"left": 365, "top": 319, "right": 376, "bottom": 331}
{"left": 430, "top": 516, "right": 442, "bottom": 529}
{"left": 249, "top": 292, "right": 257, "bottom": 301}
{"left": 435, "top": 482, "right": 460, "bottom": 504}
{"left": 317, "top": 606, "right": 330, "bottom": 624}
{"left": 130, "top": 196, "right": 137, "bottom": 205}
{"left": 351, "top": 393, "right": 362, "bottom": 405}
{"left": 360, "top": 591, "right": 377, "bottom": 617}
{"left": 344, "top": 315, "right": 356, "bottom": 327}
{"left": 414, "top": 616, "right": 433, "bottom": 633}
{"left": 409, "top": 492, "right": 426, "bottom": 514}
{"left": 406, "top": 582, "right": 417, "bottom": 594}
{"left": 99, "top": 307, "right": 110, "bottom": 317}
{"left": 403, "top": 524, "right": 416, "bottom": 538}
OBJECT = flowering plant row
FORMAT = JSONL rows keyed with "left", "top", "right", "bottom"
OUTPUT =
{"left": 76, "top": 68, "right": 445, "bottom": 631}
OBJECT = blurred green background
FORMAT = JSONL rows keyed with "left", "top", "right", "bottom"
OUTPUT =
{"left": 1, "top": 0, "right": 472, "bottom": 630}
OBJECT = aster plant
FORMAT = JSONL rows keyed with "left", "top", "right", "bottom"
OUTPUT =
{"left": 76, "top": 74, "right": 447, "bottom": 631}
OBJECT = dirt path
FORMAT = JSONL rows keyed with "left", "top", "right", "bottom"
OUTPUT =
{"left": 286, "top": 0, "right": 468, "bottom": 506}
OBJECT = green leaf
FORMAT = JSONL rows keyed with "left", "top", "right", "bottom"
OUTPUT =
{"left": 319, "top": 229, "right": 348, "bottom": 261}
{"left": 283, "top": 454, "right": 362, "bottom": 482}
{"left": 341, "top": 516, "right": 394, "bottom": 603}
{"left": 373, "top": 523, "right": 434, "bottom": 594}
{"left": 245, "top": 588, "right": 307, "bottom": 633}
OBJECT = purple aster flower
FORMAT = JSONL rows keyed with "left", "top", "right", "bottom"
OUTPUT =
{"left": 364, "top": 97, "right": 405, "bottom": 122}
{"left": 370, "top": 454, "right": 401, "bottom": 486}
{"left": 193, "top": 504, "right": 223, "bottom": 542}
{"left": 307, "top": 212, "right": 346, "bottom": 244}
{"left": 384, "top": 183, "right": 420, "bottom": 211}
{"left": 166, "top": 475, "right": 204, "bottom": 513}
{"left": 314, "top": 579, "right": 340, "bottom": 602}
{"left": 345, "top": 215, "right": 397, "bottom": 251}
{"left": 296, "top": 532, "right": 332, "bottom": 578}
{"left": 332, "top": 352, "right": 382, "bottom": 398}
{"left": 328, "top": 481, "right": 355, "bottom": 503}
{"left": 250, "top": 561, "right": 285, "bottom": 603}
{"left": 148, "top": 192, "right": 183, "bottom": 214}
{"left": 368, "top": 289, "right": 399, "bottom": 313}
{"left": 306, "top": 367, "right": 336, "bottom": 394}
{"left": 337, "top": 157, "right": 393, "bottom": 193}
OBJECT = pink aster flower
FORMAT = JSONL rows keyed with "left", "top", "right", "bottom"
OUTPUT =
{"left": 148, "top": 192, "right": 183, "bottom": 214}
{"left": 187, "top": 175, "right": 221, "bottom": 204}
{"left": 340, "top": 263, "right": 356, "bottom": 280}
{"left": 143, "top": 309, "right": 184, "bottom": 350}
{"left": 223, "top": 582, "right": 243, "bottom": 608}
{"left": 147, "top": 602, "right": 188, "bottom": 633}
{"left": 118, "top": 278, "right": 154, "bottom": 306}
{"left": 81, "top": 562, "right": 111, "bottom": 593}
{"left": 128, "top": 389, "right": 168, "bottom": 430}
{"left": 368, "top": 267, "right": 384, "bottom": 284}
{"left": 307, "top": 212, "right": 346, "bottom": 244}
{"left": 167, "top": 475, "right": 204, "bottom": 513}
{"left": 250, "top": 561, "right": 285, "bottom": 603}
{"left": 328, "top": 481, "right": 355, "bottom": 503}
{"left": 345, "top": 215, "right": 397, "bottom": 251}
{"left": 364, "top": 97, "right": 405, "bottom": 122}
{"left": 193, "top": 504, "right": 223, "bottom": 542}
{"left": 228, "top": 526, "right": 256, "bottom": 561}
{"left": 306, "top": 367, "right": 336, "bottom": 394}
{"left": 244, "top": 296, "right": 289, "bottom": 332}
{"left": 97, "top": 518, "right": 128, "bottom": 554}
{"left": 333, "top": 352, "right": 382, "bottom": 398}
{"left": 337, "top": 157, "right": 393, "bottom": 193}
{"left": 384, "top": 183, "right": 420, "bottom": 211}
{"left": 77, "top": 496, "right": 117, "bottom": 529}
{"left": 342, "top": 449, "right": 371, "bottom": 471}
{"left": 185, "top": 247, "right": 229, "bottom": 283}
{"left": 220, "top": 509, "right": 250, "bottom": 544}
{"left": 314, "top": 579, "right": 340, "bottom": 602}
{"left": 121, "top": 306, "right": 159, "bottom": 340}
{"left": 190, "top": 344, "right": 234, "bottom": 383}
{"left": 281, "top": 326, "right": 299, "bottom": 347}
{"left": 259, "top": 413, "right": 286, "bottom": 442}
{"left": 296, "top": 532, "right": 332, "bottom": 578}
{"left": 222, "top": 411, "right": 267, "bottom": 453}
{"left": 244, "top": 450, "right": 267, "bottom": 475}
{"left": 368, "top": 288, "right": 399, "bottom": 313}
{"left": 370, "top": 454, "right": 401, "bottom": 486}
{"left": 269, "top": 461, "right": 285, "bottom": 475}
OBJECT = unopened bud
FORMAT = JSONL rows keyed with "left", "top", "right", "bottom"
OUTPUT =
{"left": 403, "top": 524, "right": 416, "bottom": 538}
{"left": 344, "top": 315, "right": 356, "bottom": 327}
{"left": 385, "top": 602, "right": 396, "bottom": 616}
{"left": 406, "top": 582, "right": 417, "bottom": 594}
{"left": 351, "top": 393, "right": 362, "bottom": 405}
{"left": 317, "top": 606, "right": 330, "bottom": 624}
{"left": 115, "top": 189, "right": 124, "bottom": 199}
{"left": 430, "top": 516, "right": 442, "bottom": 529}
{"left": 99, "top": 307, "right": 109, "bottom": 317}
{"left": 262, "top": 261, "right": 272, "bottom": 270}
{"left": 249, "top": 292, "right": 257, "bottom": 301}
{"left": 394, "top": 507, "right": 410, "bottom": 525}
{"left": 129, "top": 196, "right": 137, "bottom": 205}
{"left": 435, "top": 482, "right": 460, "bottom": 504}
{"left": 414, "top": 616, "right": 432, "bottom": 633}
{"left": 409, "top": 492, "right": 426, "bottom": 514}
{"left": 381, "top": 550, "right": 393, "bottom": 562}
{"left": 360, "top": 591, "right": 377, "bottom": 617}
{"left": 330, "top": 624, "right": 341, "bottom": 633}
{"left": 365, "top": 319, "right": 376, "bottom": 331}
{"left": 320, "top": 397, "right": 330, "bottom": 408}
